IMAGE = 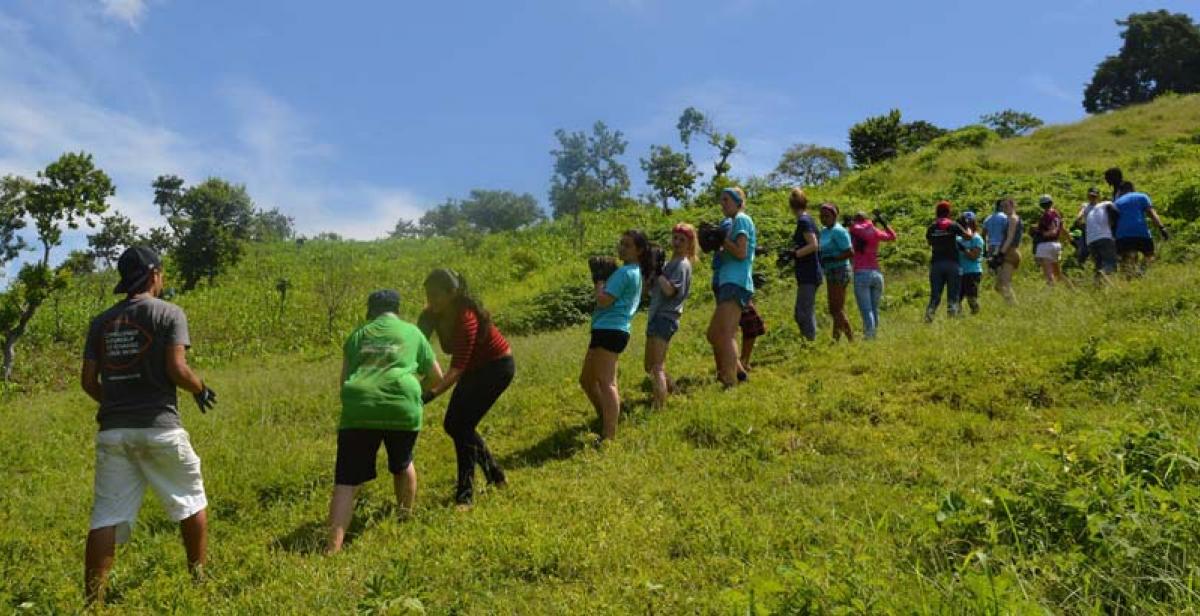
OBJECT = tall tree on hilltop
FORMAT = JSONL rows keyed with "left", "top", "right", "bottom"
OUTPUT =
{"left": 248, "top": 207, "right": 296, "bottom": 242}
{"left": 549, "top": 122, "right": 630, "bottom": 244}
{"left": 676, "top": 107, "right": 738, "bottom": 183}
{"left": 1, "top": 152, "right": 113, "bottom": 381}
{"left": 640, "top": 145, "right": 699, "bottom": 214}
{"left": 153, "top": 174, "right": 254, "bottom": 291}
{"left": 770, "top": 144, "right": 849, "bottom": 187}
{"left": 849, "top": 110, "right": 905, "bottom": 168}
{"left": 459, "top": 189, "right": 544, "bottom": 232}
{"left": 1084, "top": 11, "right": 1200, "bottom": 113}
{"left": 981, "top": 110, "right": 1044, "bottom": 138}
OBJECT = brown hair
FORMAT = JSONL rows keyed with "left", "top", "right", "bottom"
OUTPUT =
{"left": 789, "top": 187, "right": 808, "bottom": 210}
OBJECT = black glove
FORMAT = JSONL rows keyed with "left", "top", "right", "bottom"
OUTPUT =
{"left": 988, "top": 253, "right": 1005, "bottom": 270}
{"left": 872, "top": 209, "right": 889, "bottom": 229}
{"left": 588, "top": 256, "right": 619, "bottom": 284}
{"left": 421, "top": 391, "right": 435, "bottom": 404}
{"left": 194, "top": 386, "right": 216, "bottom": 413}
{"left": 650, "top": 245, "right": 666, "bottom": 278}
{"left": 697, "top": 222, "right": 727, "bottom": 253}
{"left": 1160, "top": 227, "right": 1170, "bottom": 241}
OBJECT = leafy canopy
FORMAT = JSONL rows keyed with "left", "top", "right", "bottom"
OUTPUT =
{"left": 1083, "top": 10, "right": 1200, "bottom": 113}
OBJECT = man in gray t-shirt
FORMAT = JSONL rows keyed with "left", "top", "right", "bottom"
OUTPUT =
{"left": 80, "top": 246, "right": 217, "bottom": 607}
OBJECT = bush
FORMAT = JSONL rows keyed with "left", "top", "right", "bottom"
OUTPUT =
{"left": 494, "top": 283, "right": 593, "bottom": 336}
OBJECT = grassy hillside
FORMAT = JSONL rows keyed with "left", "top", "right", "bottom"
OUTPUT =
{"left": 3, "top": 96, "right": 1200, "bottom": 612}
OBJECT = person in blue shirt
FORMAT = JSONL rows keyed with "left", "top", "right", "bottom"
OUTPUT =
{"left": 981, "top": 200, "right": 1008, "bottom": 261}
{"left": 1113, "top": 181, "right": 1169, "bottom": 278}
{"left": 580, "top": 230, "right": 651, "bottom": 441}
{"left": 705, "top": 187, "right": 756, "bottom": 388}
{"left": 817, "top": 203, "right": 854, "bottom": 342}
{"left": 956, "top": 212, "right": 986, "bottom": 314}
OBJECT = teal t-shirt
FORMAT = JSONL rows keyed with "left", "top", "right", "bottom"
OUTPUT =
{"left": 957, "top": 235, "right": 985, "bottom": 274}
{"left": 592, "top": 263, "right": 642, "bottom": 333}
{"left": 819, "top": 224, "right": 852, "bottom": 272}
{"left": 339, "top": 314, "right": 435, "bottom": 431}
{"left": 716, "top": 212, "right": 756, "bottom": 292}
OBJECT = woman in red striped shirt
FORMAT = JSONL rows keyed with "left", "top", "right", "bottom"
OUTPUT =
{"left": 419, "top": 269, "right": 513, "bottom": 510}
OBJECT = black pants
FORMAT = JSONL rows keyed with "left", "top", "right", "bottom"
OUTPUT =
{"left": 444, "top": 356, "right": 514, "bottom": 504}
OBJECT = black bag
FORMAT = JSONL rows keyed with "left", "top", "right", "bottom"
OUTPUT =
{"left": 698, "top": 222, "right": 727, "bottom": 253}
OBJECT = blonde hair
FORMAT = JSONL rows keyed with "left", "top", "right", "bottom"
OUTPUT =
{"left": 672, "top": 222, "right": 698, "bottom": 263}
{"left": 789, "top": 187, "right": 808, "bottom": 210}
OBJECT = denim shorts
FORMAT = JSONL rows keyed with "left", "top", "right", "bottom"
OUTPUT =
{"left": 646, "top": 314, "right": 680, "bottom": 341}
{"left": 824, "top": 266, "right": 852, "bottom": 287}
{"left": 716, "top": 283, "right": 753, "bottom": 308}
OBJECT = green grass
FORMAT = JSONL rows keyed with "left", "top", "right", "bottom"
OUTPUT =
{"left": 3, "top": 264, "right": 1200, "bottom": 613}
{"left": 4, "top": 95, "right": 1200, "bottom": 613}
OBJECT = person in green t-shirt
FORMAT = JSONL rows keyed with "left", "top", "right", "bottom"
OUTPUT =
{"left": 326, "top": 290, "right": 442, "bottom": 554}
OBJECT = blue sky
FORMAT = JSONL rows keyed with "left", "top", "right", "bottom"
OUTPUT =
{"left": 1, "top": 0, "right": 1197, "bottom": 254}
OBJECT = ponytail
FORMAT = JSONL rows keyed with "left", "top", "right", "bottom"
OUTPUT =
{"left": 623, "top": 229, "right": 654, "bottom": 280}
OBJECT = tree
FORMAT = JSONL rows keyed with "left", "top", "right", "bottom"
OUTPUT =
{"left": 899, "top": 120, "right": 948, "bottom": 152}
{"left": 0, "top": 152, "right": 112, "bottom": 381}
{"left": 1083, "top": 11, "right": 1200, "bottom": 113}
{"left": 87, "top": 212, "right": 139, "bottom": 269}
{"left": 139, "top": 226, "right": 175, "bottom": 256}
{"left": 980, "top": 110, "right": 1044, "bottom": 138}
{"left": 848, "top": 110, "right": 905, "bottom": 168}
{"left": 675, "top": 107, "right": 738, "bottom": 182}
{"left": 248, "top": 207, "right": 296, "bottom": 242}
{"left": 459, "top": 189, "right": 544, "bottom": 232}
{"left": 769, "top": 144, "right": 849, "bottom": 187}
{"left": 640, "top": 145, "right": 699, "bottom": 214}
{"left": 419, "top": 200, "right": 465, "bottom": 237}
{"left": 59, "top": 250, "right": 96, "bottom": 276}
{"left": 153, "top": 175, "right": 254, "bottom": 291}
{"left": 548, "top": 122, "right": 630, "bottom": 223}
{"left": 389, "top": 218, "right": 420, "bottom": 239}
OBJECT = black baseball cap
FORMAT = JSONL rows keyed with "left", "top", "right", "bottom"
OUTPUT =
{"left": 113, "top": 246, "right": 162, "bottom": 294}
{"left": 367, "top": 289, "right": 401, "bottom": 317}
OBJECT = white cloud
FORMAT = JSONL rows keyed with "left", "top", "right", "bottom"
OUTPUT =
{"left": 1027, "top": 72, "right": 1076, "bottom": 104}
{"left": 0, "top": 3, "right": 429, "bottom": 274}
{"left": 99, "top": 0, "right": 150, "bottom": 28}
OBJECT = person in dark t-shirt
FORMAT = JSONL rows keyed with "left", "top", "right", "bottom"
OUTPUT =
{"left": 925, "top": 200, "right": 968, "bottom": 322}
{"left": 80, "top": 246, "right": 216, "bottom": 607}
{"left": 788, "top": 188, "right": 822, "bottom": 341}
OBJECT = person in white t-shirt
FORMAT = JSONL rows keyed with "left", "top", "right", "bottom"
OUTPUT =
{"left": 1073, "top": 187, "right": 1120, "bottom": 286}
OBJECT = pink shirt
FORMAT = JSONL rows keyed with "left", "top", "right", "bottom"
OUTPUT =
{"left": 849, "top": 221, "right": 897, "bottom": 271}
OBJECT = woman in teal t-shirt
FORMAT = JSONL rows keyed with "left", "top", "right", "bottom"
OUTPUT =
{"left": 580, "top": 230, "right": 651, "bottom": 441}
{"left": 706, "top": 187, "right": 757, "bottom": 388}
{"left": 818, "top": 203, "right": 854, "bottom": 342}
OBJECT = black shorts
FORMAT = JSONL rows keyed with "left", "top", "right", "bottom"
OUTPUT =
{"left": 334, "top": 429, "right": 419, "bottom": 486}
{"left": 589, "top": 329, "right": 630, "bottom": 354}
{"left": 1115, "top": 237, "right": 1154, "bottom": 256}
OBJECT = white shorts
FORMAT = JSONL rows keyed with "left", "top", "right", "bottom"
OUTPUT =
{"left": 90, "top": 428, "right": 207, "bottom": 543}
{"left": 1035, "top": 242, "right": 1062, "bottom": 262}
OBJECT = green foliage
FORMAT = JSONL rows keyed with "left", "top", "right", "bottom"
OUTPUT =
{"left": 982, "top": 109, "right": 1045, "bottom": 138}
{"left": 248, "top": 207, "right": 296, "bottom": 242}
{"left": 86, "top": 212, "right": 138, "bottom": 268}
{"left": 769, "top": 143, "right": 848, "bottom": 187}
{"left": 416, "top": 190, "right": 544, "bottom": 236}
{"left": 640, "top": 145, "right": 698, "bottom": 214}
{"left": 0, "top": 152, "right": 111, "bottom": 381}
{"left": 849, "top": 109, "right": 904, "bottom": 168}
{"left": 1165, "top": 176, "right": 1200, "bottom": 220}
{"left": 898, "top": 119, "right": 948, "bottom": 152}
{"left": 549, "top": 122, "right": 630, "bottom": 221}
{"left": 154, "top": 175, "right": 255, "bottom": 291}
{"left": 1084, "top": 10, "right": 1200, "bottom": 113}
{"left": 493, "top": 282, "right": 593, "bottom": 336}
